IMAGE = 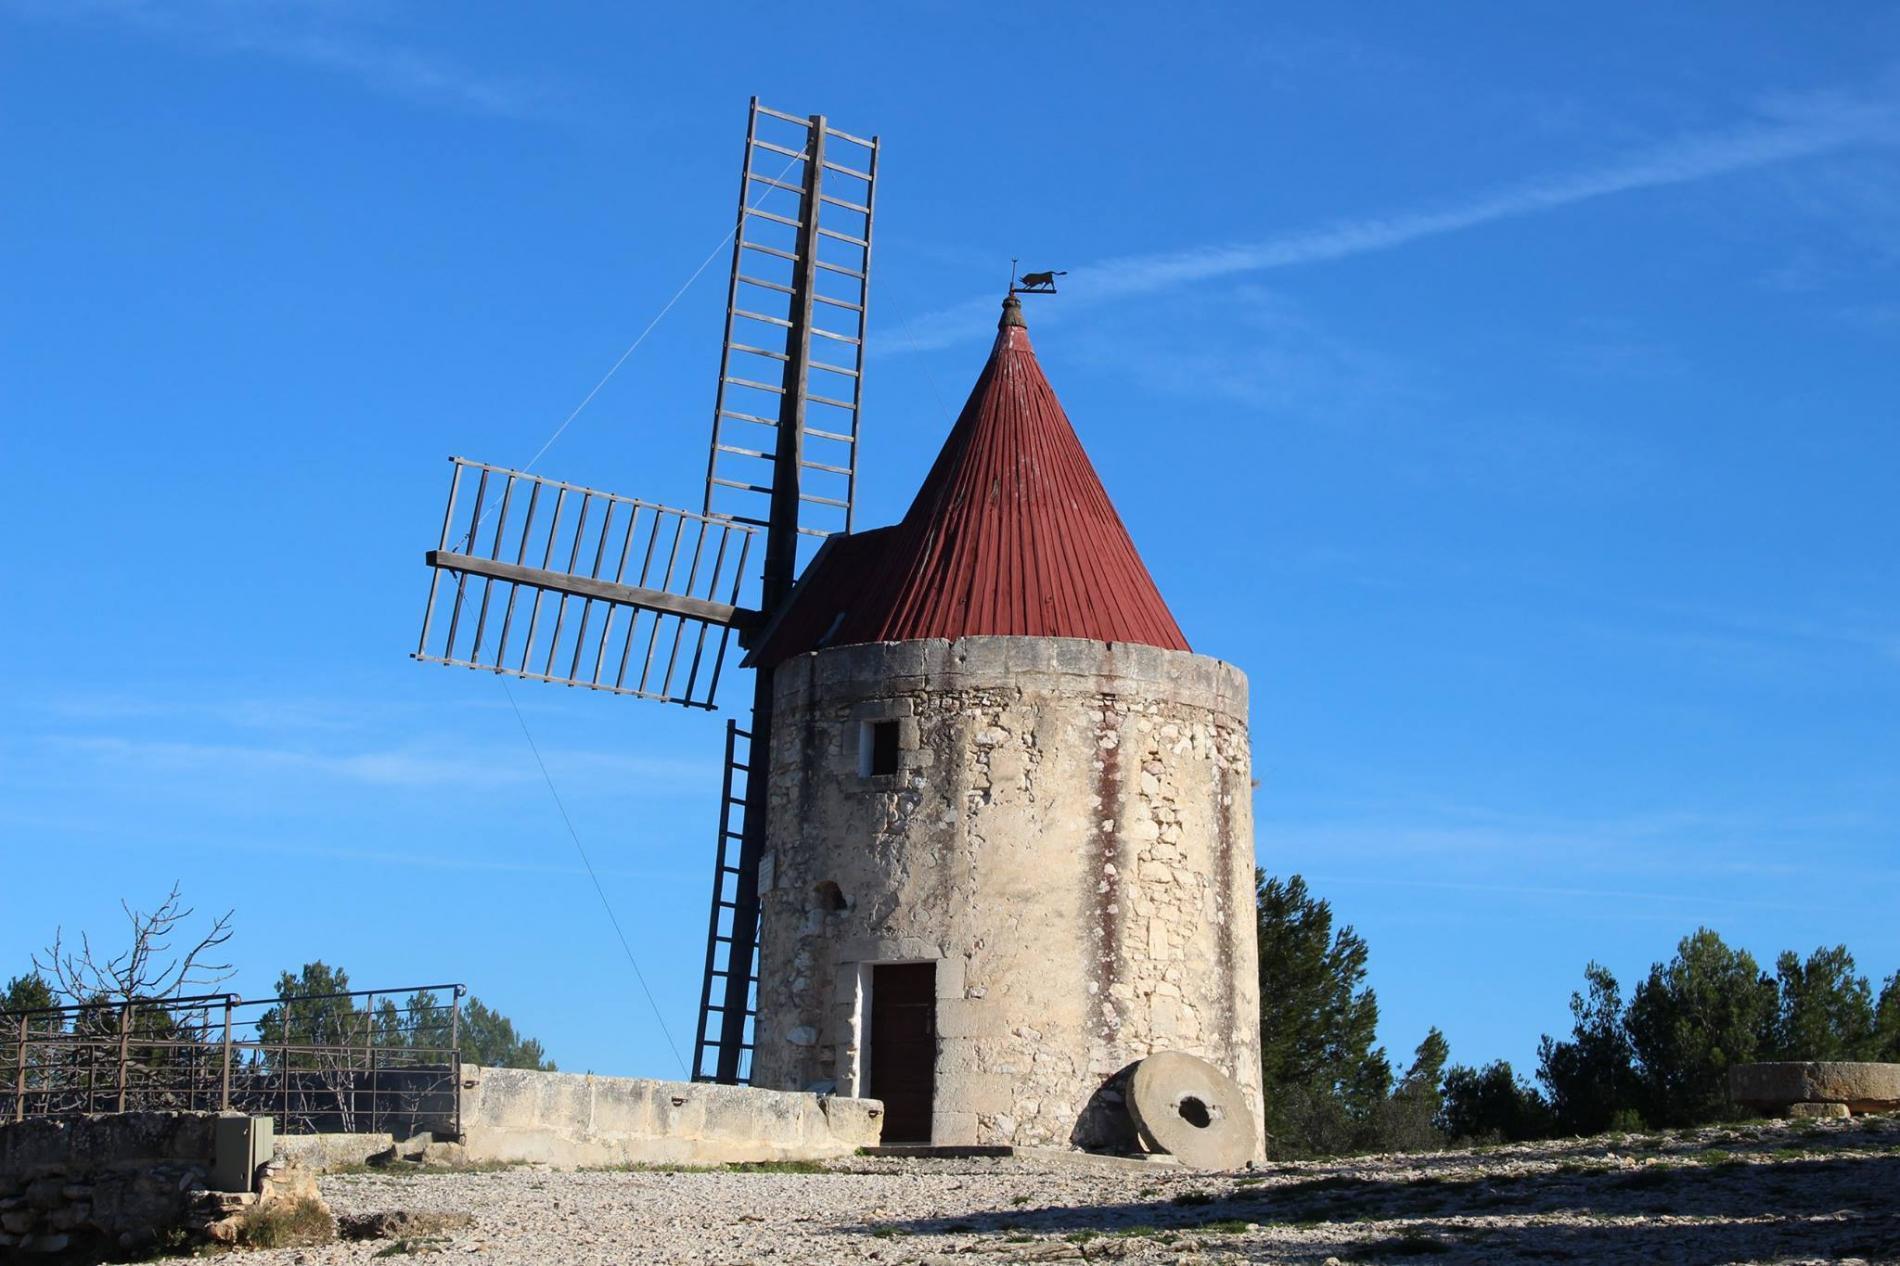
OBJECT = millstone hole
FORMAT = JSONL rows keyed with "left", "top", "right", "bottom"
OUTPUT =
{"left": 1177, "top": 1095, "right": 1212, "bottom": 1128}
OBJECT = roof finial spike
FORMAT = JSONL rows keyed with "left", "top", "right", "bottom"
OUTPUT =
{"left": 999, "top": 293, "right": 1027, "bottom": 329}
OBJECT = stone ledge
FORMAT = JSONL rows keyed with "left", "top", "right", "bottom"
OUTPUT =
{"left": 459, "top": 1066, "right": 883, "bottom": 1167}
{"left": 1729, "top": 1061, "right": 1900, "bottom": 1114}
{"left": 777, "top": 636, "right": 1250, "bottom": 719}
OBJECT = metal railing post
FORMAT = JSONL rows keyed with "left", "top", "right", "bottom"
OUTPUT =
{"left": 281, "top": 1024, "right": 291, "bottom": 1133}
{"left": 451, "top": 985, "right": 466, "bottom": 1140}
{"left": 367, "top": 992, "right": 382, "bottom": 1136}
{"left": 115, "top": 1002, "right": 132, "bottom": 1113}
{"left": 358, "top": 997, "right": 372, "bottom": 1133}
{"left": 12, "top": 1015, "right": 27, "bottom": 1122}
{"left": 220, "top": 995, "right": 234, "bottom": 1112}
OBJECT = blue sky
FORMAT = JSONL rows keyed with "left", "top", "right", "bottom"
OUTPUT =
{"left": 2, "top": 2, "right": 1896, "bottom": 1084}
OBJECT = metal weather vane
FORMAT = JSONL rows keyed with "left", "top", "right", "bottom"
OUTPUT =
{"left": 1009, "top": 258, "right": 1066, "bottom": 295}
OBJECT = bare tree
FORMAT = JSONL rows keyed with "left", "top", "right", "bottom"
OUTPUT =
{"left": 34, "top": 883, "right": 236, "bottom": 1005}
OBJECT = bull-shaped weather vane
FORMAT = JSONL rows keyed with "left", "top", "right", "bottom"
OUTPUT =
{"left": 1008, "top": 257, "right": 1066, "bottom": 295}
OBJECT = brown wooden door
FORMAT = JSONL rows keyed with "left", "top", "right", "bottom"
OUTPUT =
{"left": 870, "top": 963, "right": 936, "bottom": 1143}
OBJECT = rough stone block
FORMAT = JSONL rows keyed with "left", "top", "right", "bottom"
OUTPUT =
{"left": 1729, "top": 1062, "right": 1900, "bottom": 1112}
{"left": 456, "top": 1067, "right": 882, "bottom": 1166}
{"left": 1789, "top": 1101, "right": 1851, "bottom": 1119}
{"left": 935, "top": 999, "right": 992, "bottom": 1040}
{"left": 931, "top": 1110, "right": 979, "bottom": 1147}
{"left": 941, "top": 1073, "right": 1015, "bottom": 1116}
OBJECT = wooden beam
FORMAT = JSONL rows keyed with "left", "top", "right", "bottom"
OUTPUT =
{"left": 426, "top": 551, "right": 760, "bottom": 631}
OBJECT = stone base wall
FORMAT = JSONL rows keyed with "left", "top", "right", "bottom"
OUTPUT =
{"left": 753, "top": 637, "right": 1264, "bottom": 1161}
{"left": 0, "top": 1112, "right": 277, "bottom": 1257}
{"left": 458, "top": 1066, "right": 883, "bottom": 1167}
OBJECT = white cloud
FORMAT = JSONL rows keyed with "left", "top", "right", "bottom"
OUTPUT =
{"left": 31, "top": 733, "right": 708, "bottom": 791}
{"left": 3, "top": 0, "right": 553, "bottom": 118}
{"left": 895, "top": 83, "right": 1900, "bottom": 351}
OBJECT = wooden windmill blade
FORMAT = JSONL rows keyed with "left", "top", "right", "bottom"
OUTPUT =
{"left": 408, "top": 98, "right": 880, "bottom": 1090}
{"left": 412, "top": 459, "right": 761, "bottom": 709}
{"left": 693, "top": 101, "right": 880, "bottom": 1086}
{"left": 703, "top": 101, "right": 879, "bottom": 574}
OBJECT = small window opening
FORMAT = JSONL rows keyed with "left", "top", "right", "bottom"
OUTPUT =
{"left": 1177, "top": 1096, "right": 1213, "bottom": 1129}
{"left": 814, "top": 880, "right": 848, "bottom": 912}
{"left": 860, "top": 719, "right": 900, "bottom": 777}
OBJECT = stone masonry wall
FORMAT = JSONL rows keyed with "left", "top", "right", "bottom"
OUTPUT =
{"left": 752, "top": 637, "right": 1263, "bottom": 1160}
{"left": 0, "top": 1113, "right": 230, "bottom": 1257}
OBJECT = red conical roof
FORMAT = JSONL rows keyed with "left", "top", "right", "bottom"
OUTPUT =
{"left": 752, "top": 296, "right": 1188, "bottom": 665}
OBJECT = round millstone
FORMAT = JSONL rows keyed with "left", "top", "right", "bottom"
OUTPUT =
{"left": 1125, "top": 1052, "right": 1257, "bottom": 1170}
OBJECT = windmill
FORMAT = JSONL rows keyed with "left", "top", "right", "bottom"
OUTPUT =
{"left": 411, "top": 99, "right": 879, "bottom": 1085}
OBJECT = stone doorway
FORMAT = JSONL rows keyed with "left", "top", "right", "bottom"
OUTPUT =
{"left": 869, "top": 963, "right": 936, "bottom": 1143}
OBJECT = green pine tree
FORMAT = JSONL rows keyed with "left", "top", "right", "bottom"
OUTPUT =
{"left": 457, "top": 996, "right": 555, "bottom": 1071}
{"left": 1773, "top": 945, "right": 1876, "bottom": 1061}
{"left": 3, "top": 973, "right": 56, "bottom": 1016}
{"left": 1876, "top": 973, "right": 1900, "bottom": 1062}
{"left": 1537, "top": 962, "right": 1640, "bottom": 1135}
{"left": 1625, "top": 928, "right": 1778, "bottom": 1127}
{"left": 1439, "top": 1060, "right": 1551, "bottom": 1142}
{"left": 1255, "top": 872, "right": 1391, "bottom": 1156}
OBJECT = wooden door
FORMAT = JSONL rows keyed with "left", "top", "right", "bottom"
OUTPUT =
{"left": 869, "top": 963, "right": 936, "bottom": 1143}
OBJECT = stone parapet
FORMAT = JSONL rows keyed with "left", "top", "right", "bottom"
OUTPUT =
{"left": 1730, "top": 1062, "right": 1900, "bottom": 1115}
{"left": 458, "top": 1066, "right": 883, "bottom": 1167}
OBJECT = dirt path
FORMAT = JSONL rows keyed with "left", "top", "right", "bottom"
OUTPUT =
{"left": 214, "top": 1114, "right": 1899, "bottom": 1265}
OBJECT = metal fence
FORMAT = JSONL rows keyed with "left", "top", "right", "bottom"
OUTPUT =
{"left": 1, "top": 984, "right": 466, "bottom": 1138}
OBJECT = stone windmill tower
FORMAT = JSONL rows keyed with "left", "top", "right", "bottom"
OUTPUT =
{"left": 745, "top": 294, "right": 1263, "bottom": 1156}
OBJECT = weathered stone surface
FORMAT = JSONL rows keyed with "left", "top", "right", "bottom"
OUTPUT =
{"left": 457, "top": 1065, "right": 882, "bottom": 1166}
{"left": 0, "top": 1112, "right": 218, "bottom": 1177}
{"left": 198, "top": 1190, "right": 257, "bottom": 1214}
{"left": 339, "top": 1208, "right": 476, "bottom": 1240}
{"left": 0, "top": 1111, "right": 283, "bottom": 1254}
{"left": 1730, "top": 1061, "right": 1900, "bottom": 1111}
{"left": 258, "top": 1158, "right": 321, "bottom": 1205}
{"left": 755, "top": 636, "right": 1264, "bottom": 1161}
{"left": 275, "top": 1132, "right": 400, "bottom": 1172}
{"left": 1126, "top": 1051, "right": 1257, "bottom": 1170}
{"left": 1788, "top": 1101, "right": 1851, "bottom": 1119}
{"left": 23, "top": 1177, "right": 65, "bottom": 1209}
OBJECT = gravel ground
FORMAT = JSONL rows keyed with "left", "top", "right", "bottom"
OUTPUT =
{"left": 200, "top": 1114, "right": 1899, "bottom": 1265}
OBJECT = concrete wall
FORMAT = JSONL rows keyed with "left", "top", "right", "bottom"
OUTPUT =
{"left": 752, "top": 636, "right": 1264, "bottom": 1160}
{"left": 457, "top": 1066, "right": 882, "bottom": 1166}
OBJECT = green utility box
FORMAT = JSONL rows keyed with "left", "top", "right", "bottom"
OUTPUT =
{"left": 210, "top": 1113, "right": 275, "bottom": 1192}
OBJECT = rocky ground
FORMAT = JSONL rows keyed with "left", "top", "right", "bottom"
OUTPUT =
{"left": 198, "top": 1114, "right": 1897, "bottom": 1265}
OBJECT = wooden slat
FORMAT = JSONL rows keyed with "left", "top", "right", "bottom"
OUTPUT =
{"left": 427, "top": 551, "right": 759, "bottom": 630}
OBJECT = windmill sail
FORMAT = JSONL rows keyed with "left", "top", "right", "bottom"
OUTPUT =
{"left": 703, "top": 102, "right": 878, "bottom": 554}
{"left": 407, "top": 98, "right": 880, "bottom": 1089}
{"left": 692, "top": 102, "right": 880, "bottom": 1085}
{"left": 414, "top": 459, "right": 759, "bottom": 709}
